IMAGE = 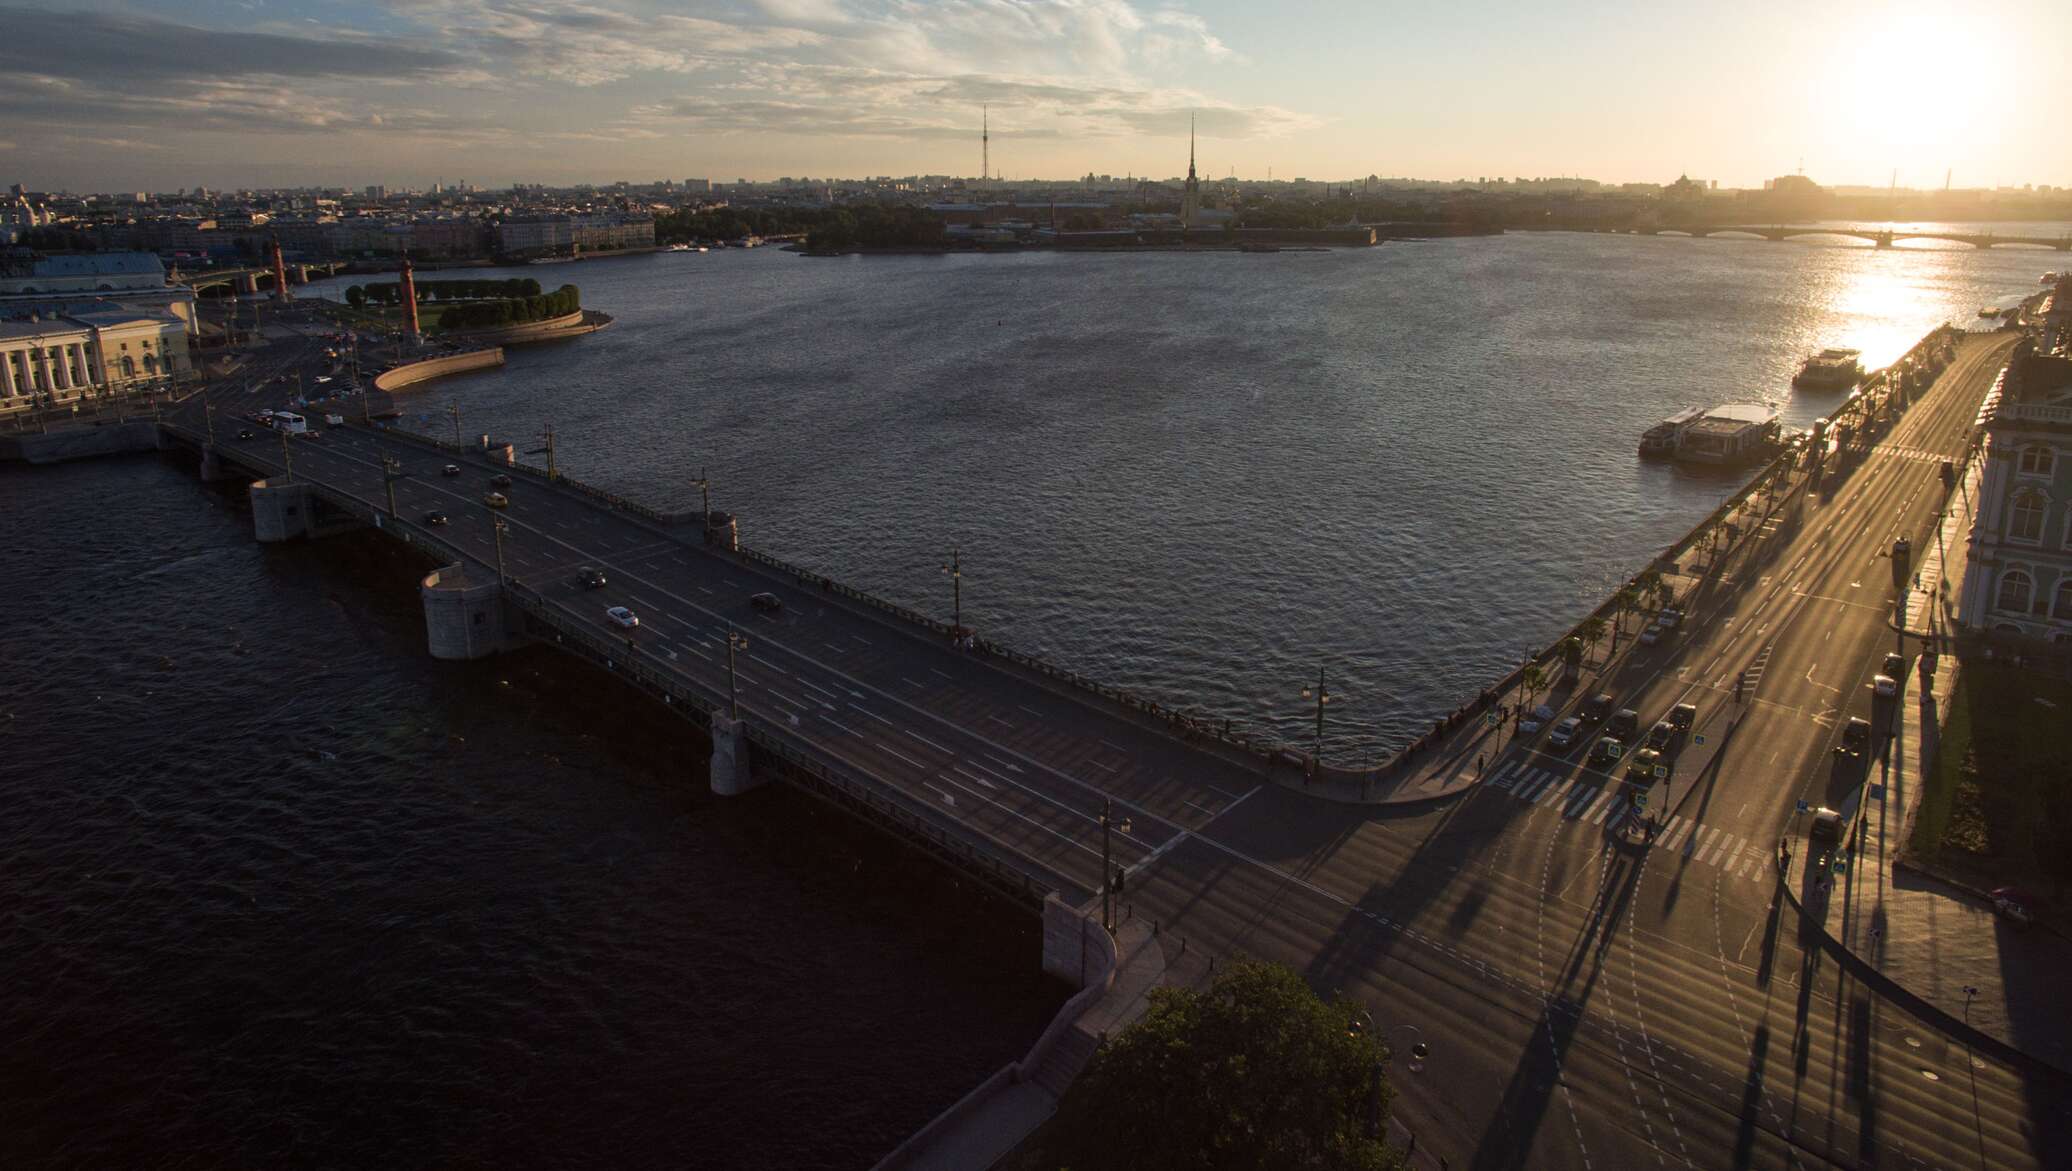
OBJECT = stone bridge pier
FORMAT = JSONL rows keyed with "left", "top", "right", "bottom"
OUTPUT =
{"left": 248, "top": 479, "right": 362, "bottom": 542}
{"left": 709, "top": 710, "right": 760, "bottom": 796}
{"left": 420, "top": 563, "right": 519, "bottom": 660}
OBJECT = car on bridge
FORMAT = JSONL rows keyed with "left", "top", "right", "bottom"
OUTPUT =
{"left": 750, "top": 591, "right": 784, "bottom": 615}
{"left": 577, "top": 567, "right": 607, "bottom": 590}
{"left": 423, "top": 510, "right": 448, "bottom": 526}
{"left": 484, "top": 492, "right": 509, "bottom": 509}
{"left": 490, "top": 473, "right": 513, "bottom": 489}
{"left": 236, "top": 429, "right": 254, "bottom": 440}
{"left": 442, "top": 464, "right": 461, "bottom": 477}
{"left": 606, "top": 606, "right": 639, "bottom": 629}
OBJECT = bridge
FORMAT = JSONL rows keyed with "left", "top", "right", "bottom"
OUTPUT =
{"left": 129, "top": 323, "right": 2070, "bottom": 1170}
{"left": 1648, "top": 224, "right": 2072, "bottom": 249}
{"left": 176, "top": 260, "right": 346, "bottom": 295}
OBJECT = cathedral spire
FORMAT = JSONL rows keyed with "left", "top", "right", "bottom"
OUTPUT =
{"left": 1187, "top": 112, "right": 1197, "bottom": 183}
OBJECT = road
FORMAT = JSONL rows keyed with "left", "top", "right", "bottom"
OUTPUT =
{"left": 174, "top": 317, "right": 2068, "bottom": 1170}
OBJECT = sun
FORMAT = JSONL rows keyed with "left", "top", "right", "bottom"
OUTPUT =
{"left": 1831, "top": 10, "right": 1979, "bottom": 169}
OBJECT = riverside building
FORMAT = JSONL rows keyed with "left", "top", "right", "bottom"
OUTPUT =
{"left": 0, "top": 307, "right": 192, "bottom": 413}
{"left": 1959, "top": 333, "right": 2072, "bottom": 646}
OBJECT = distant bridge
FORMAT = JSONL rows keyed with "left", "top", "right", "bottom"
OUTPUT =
{"left": 177, "top": 261, "right": 346, "bottom": 295}
{"left": 1643, "top": 225, "right": 2071, "bottom": 250}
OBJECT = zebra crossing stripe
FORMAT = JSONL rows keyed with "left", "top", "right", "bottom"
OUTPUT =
{"left": 1518, "top": 771, "right": 1556, "bottom": 803}
{"left": 1532, "top": 775, "right": 1569, "bottom": 805}
{"left": 1685, "top": 825, "right": 1711, "bottom": 858}
{"left": 1703, "top": 833, "right": 1734, "bottom": 867}
{"left": 1491, "top": 762, "right": 1524, "bottom": 789}
{"left": 1563, "top": 785, "right": 1598, "bottom": 816}
{"left": 1593, "top": 795, "right": 1625, "bottom": 826}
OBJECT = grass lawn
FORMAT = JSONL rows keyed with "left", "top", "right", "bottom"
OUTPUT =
{"left": 1907, "top": 661, "right": 2072, "bottom": 900}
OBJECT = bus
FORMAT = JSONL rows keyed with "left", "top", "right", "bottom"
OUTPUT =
{"left": 272, "top": 411, "right": 308, "bottom": 434}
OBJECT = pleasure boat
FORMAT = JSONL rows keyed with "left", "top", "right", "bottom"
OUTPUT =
{"left": 1793, "top": 347, "right": 1862, "bottom": 391}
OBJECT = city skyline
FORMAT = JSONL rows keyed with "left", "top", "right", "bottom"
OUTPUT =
{"left": 4, "top": 0, "right": 2068, "bottom": 193}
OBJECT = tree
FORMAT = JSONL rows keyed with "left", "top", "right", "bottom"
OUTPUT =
{"left": 1579, "top": 616, "right": 1607, "bottom": 665}
{"left": 1610, "top": 586, "right": 1640, "bottom": 651}
{"left": 1519, "top": 662, "right": 1547, "bottom": 708}
{"left": 1041, "top": 960, "right": 1404, "bottom": 1171}
{"left": 344, "top": 285, "right": 366, "bottom": 309}
{"left": 1558, "top": 637, "right": 1584, "bottom": 677}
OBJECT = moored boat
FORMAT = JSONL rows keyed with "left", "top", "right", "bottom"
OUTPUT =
{"left": 1674, "top": 403, "right": 1781, "bottom": 467}
{"left": 1793, "top": 347, "right": 1862, "bottom": 390}
{"left": 1639, "top": 407, "right": 1706, "bottom": 458}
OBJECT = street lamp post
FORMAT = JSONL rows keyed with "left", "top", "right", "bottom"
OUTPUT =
{"left": 942, "top": 548, "right": 963, "bottom": 634}
{"left": 1100, "top": 798, "right": 1132, "bottom": 931}
{"left": 203, "top": 397, "right": 216, "bottom": 449}
{"left": 1300, "top": 666, "right": 1332, "bottom": 768}
{"left": 381, "top": 455, "right": 406, "bottom": 519}
{"left": 279, "top": 427, "right": 294, "bottom": 483}
{"left": 726, "top": 626, "right": 751, "bottom": 719}
{"left": 449, "top": 403, "right": 461, "bottom": 446}
{"left": 693, "top": 466, "right": 711, "bottom": 528}
{"left": 492, "top": 515, "right": 508, "bottom": 583}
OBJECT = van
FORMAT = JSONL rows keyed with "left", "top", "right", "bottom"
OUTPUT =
{"left": 1606, "top": 708, "right": 1641, "bottom": 740}
{"left": 273, "top": 412, "right": 308, "bottom": 434}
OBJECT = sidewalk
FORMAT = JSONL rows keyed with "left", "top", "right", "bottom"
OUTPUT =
{"left": 1789, "top": 454, "right": 2072, "bottom": 1074}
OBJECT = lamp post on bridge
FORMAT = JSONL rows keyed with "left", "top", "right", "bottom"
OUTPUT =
{"left": 278, "top": 425, "right": 295, "bottom": 483}
{"left": 448, "top": 403, "right": 461, "bottom": 446}
{"left": 726, "top": 625, "right": 750, "bottom": 719}
{"left": 1100, "top": 797, "right": 1131, "bottom": 931}
{"left": 692, "top": 466, "right": 711, "bottom": 528}
{"left": 381, "top": 455, "right": 408, "bottom": 519}
{"left": 492, "top": 515, "right": 508, "bottom": 584}
{"left": 1300, "top": 666, "right": 1333, "bottom": 770}
{"left": 942, "top": 547, "right": 963, "bottom": 636}
{"left": 203, "top": 396, "right": 216, "bottom": 449}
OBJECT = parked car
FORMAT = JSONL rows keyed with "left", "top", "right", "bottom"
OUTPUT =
{"left": 1588, "top": 737, "right": 1625, "bottom": 767}
{"left": 1882, "top": 652, "right": 1906, "bottom": 678}
{"left": 423, "top": 510, "right": 448, "bottom": 526}
{"left": 1639, "top": 626, "right": 1661, "bottom": 645}
{"left": 484, "top": 491, "right": 509, "bottom": 509}
{"left": 442, "top": 464, "right": 461, "bottom": 477}
{"left": 577, "top": 566, "right": 607, "bottom": 589}
{"left": 1892, "top": 536, "right": 1911, "bottom": 567}
{"left": 1872, "top": 673, "right": 1898, "bottom": 698}
{"left": 1606, "top": 708, "right": 1641, "bottom": 740}
{"left": 606, "top": 606, "right": 639, "bottom": 629}
{"left": 1580, "top": 693, "right": 1614, "bottom": 723}
{"left": 1645, "top": 720, "right": 1675, "bottom": 751}
{"left": 1991, "top": 886, "right": 2035, "bottom": 929}
{"left": 1657, "top": 608, "right": 1684, "bottom": 629}
{"left": 750, "top": 591, "right": 784, "bottom": 614}
{"left": 1668, "top": 702, "right": 1698, "bottom": 732}
{"left": 1837, "top": 716, "right": 1872, "bottom": 756}
{"left": 1549, "top": 716, "right": 1584, "bottom": 750}
{"left": 490, "top": 473, "right": 513, "bottom": 488}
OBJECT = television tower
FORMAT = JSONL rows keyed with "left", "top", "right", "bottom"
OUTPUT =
{"left": 982, "top": 104, "right": 989, "bottom": 184}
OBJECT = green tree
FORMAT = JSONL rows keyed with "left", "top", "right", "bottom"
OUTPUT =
{"left": 1610, "top": 585, "right": 1641, "bottom": 651}
{"left": 344, "top": 285, "right": 366, "bottom": 309}
{"left": 1042, "top": 960, "right": 1403, "bottom": 1171}
{"left": 1520, "top": 662, "right": 1547, "bottom": 707}
{"left": 1579, "top": 616, "right": 1607, "bottom": 665}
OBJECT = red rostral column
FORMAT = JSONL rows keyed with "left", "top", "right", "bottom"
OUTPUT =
{"left": 399, "top": 256, "right": 421, "bottom": 339}
{"left": 268, "top": 238, "right": 291, "bottom": 300}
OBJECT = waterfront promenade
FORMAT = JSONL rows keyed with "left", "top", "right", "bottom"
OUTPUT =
{"left": 93, "top": 319, "right": 2071, "bottom": 1170}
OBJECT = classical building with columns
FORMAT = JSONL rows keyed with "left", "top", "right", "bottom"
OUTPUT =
{"left": 0, "top": 308, "right": 192, "bottom": 412}
{"left": 1956, "top": 335, "right": 2072, "bottom": 646}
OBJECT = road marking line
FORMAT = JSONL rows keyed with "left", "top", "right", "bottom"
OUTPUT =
{"left": 901, "top": 676, "right": 926, "bottom": 688}
{"left": 796, "top": 678, "right": 842, "bottom": 702}
{"left": 1099, "top": 739, "right": 1126, "bottom": 752}
{"left": 930, "top": 668, "right": 953, "bottom": 680}
{"left": 1592, "top": 795, "right": 1624, "bottom": 826}
{"left": 1018, "top": 705, "right": 1045, "bottom": 718}
{"left": 903, "top": 728, "right": 955, "bottom": 754}
{"left": 948, "top": 766, "right": 997, "bottom": 791}
{"left": 849, "top": 634, "right": 872, "bottom": 645}
{"left": 1564, "top": 786, "right": 1598, "bottom": 817}
{"left": 850, "top": 706, "right": 898, "bottom": 728}
{"left": 824, "top": 642, "right": 847, "bottom": 653}
{"left": 877, "top": 741, "right": 928, "bottom": 769}
{"left": 821, "top": 716, "right": 858, "bottom": 736}
{"left": 1516, "top": 770, "right": 1554, "bottom": 802}
{"left": 923, "top": 781, "right": 957, "bottom": 806}
{"left": 987, "top": 715, "right": 1014, "bottom": 729}
{"left": 1088, "top": 759, "right": 1119, "bottom": 773}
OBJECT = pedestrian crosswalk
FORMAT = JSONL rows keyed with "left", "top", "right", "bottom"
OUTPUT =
{"left": 1873, "top": 444, "right": 1952, "bottom": 465}
{"left": 1485, "top": 762, "right": 1775, "bottom": 882}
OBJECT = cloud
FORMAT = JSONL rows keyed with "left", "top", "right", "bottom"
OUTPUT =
{"left": 0, "top": 6, "right": 464, "bottom": 84}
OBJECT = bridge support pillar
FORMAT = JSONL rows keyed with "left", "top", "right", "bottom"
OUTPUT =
{"left": 199, "top": 447, "right": 233, "bottom": 483}
{"left": 1041, "top": 893, "right": 1109, "bottom": 990}
{"left": 709, "top": 710, "right": 759, "bottom": 796}
{"left": 420, "top": 563, "right": 516, "bottom": 660}
{"left": 249, "top": 478, "right": 313, "bottom": 541}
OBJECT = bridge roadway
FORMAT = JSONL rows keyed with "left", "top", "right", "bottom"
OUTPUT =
{"left": 170, "top": 328, "right": 2069, "bottom": 1170}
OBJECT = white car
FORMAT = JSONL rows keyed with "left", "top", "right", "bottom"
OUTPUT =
{"left": 606, "top": 606, "right": 639, "bottom": 629}
{"left": 1639, "top": 626, "right": 1661, "bottom": 645}
{"left": 314, "top": 375, "right": 333, "bottom": 384}
{"left": 1549, "top": 715, "right": 1585, "bottom": 750}
{"left": 1657, "top": 608, "right": 1683, "bottom": 629}
{"left": 1872, "top": 673, "right": 1897, "bottom": 698}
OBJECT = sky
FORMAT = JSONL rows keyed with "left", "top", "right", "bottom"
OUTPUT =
{"left": 2, "top": 0, "right": 2066, "bottom": 193}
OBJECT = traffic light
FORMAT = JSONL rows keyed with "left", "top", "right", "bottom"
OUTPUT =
{"left": 1734, "top": 674, "right": 1746, "bottom": 704}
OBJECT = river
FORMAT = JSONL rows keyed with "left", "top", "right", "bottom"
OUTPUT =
{"left": 312, "top": 226, "right": 2060, "bottom": 756}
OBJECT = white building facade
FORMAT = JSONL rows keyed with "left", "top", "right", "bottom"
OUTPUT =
{"left": 0, "top": 309, "right": 193, "bottom": 414}
{"left": 1957, "top": 339, "right": 2072, "bottom": 647}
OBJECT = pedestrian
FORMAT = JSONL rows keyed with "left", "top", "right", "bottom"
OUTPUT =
{"left": 1477, "top": 753, "right": 1485, "bottom": 775}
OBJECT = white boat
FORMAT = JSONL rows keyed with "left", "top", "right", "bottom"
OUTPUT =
{"left": 665, "top": 243, "right": 693, "bottom": 252}
{"left": 1639, "top": 407, "right": 1705, "bottom": 458}
{"left": 1674, "top": 403, "right": 1782, "bottom": 467}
